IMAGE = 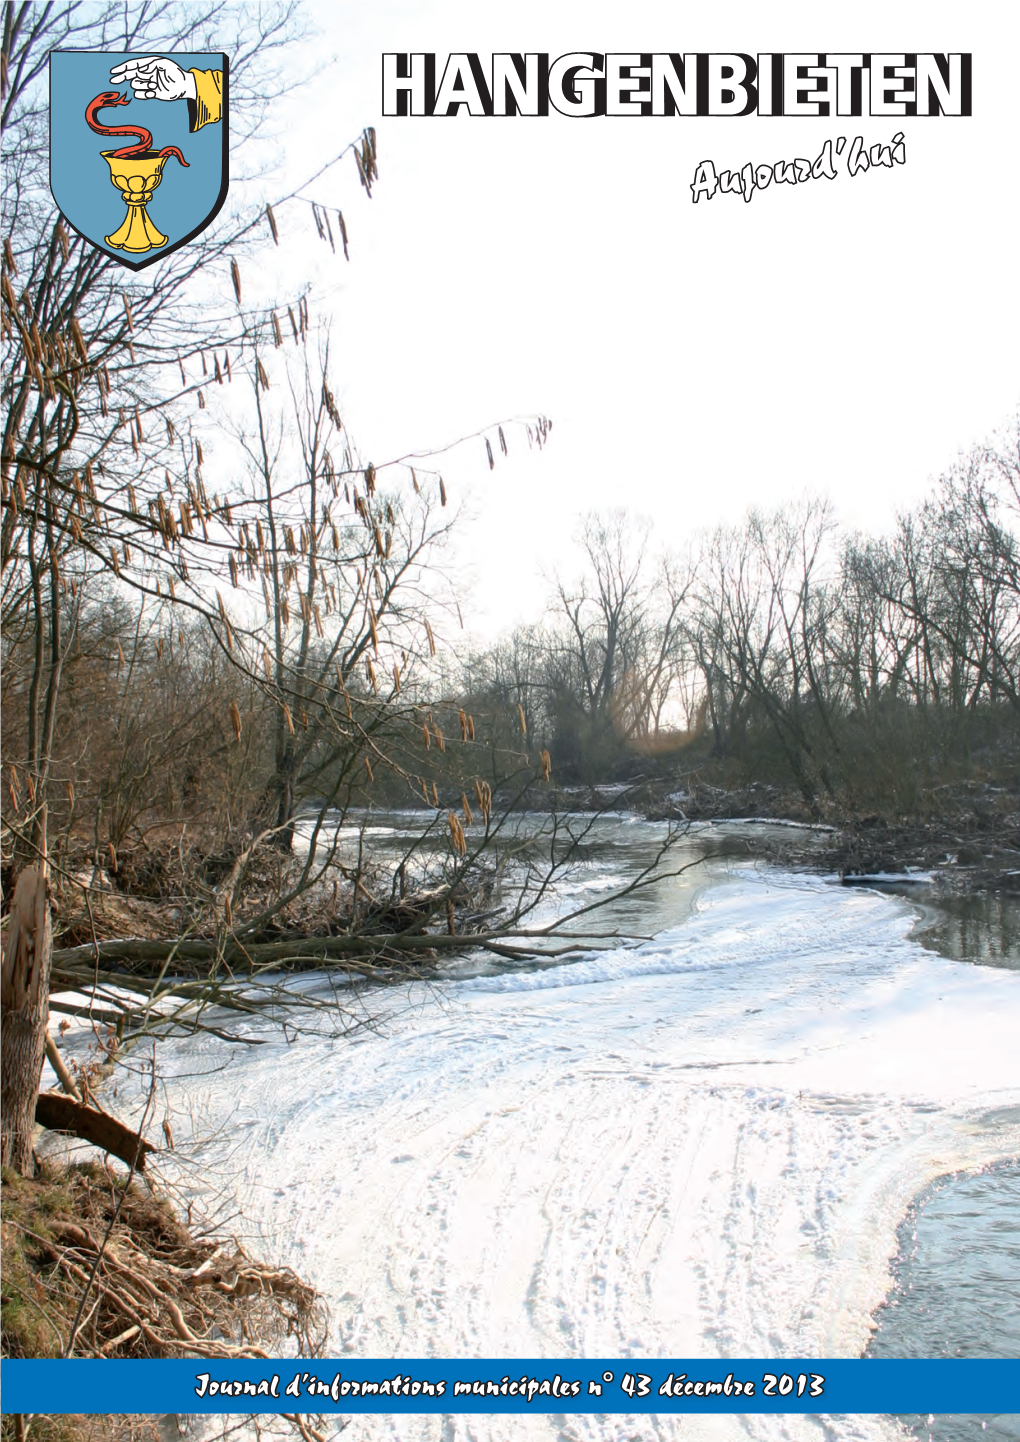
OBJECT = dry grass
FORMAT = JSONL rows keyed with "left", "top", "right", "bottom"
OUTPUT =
{"left": 2, "top": 1160, "right": 327, "bottom": 1362}
{"left": 0, "top": 1418, "right": 160, "bottom": 1442}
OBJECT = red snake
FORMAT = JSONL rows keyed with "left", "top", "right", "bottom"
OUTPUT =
{"left": 85, "top": 91, "right": 188, "bottom": 166}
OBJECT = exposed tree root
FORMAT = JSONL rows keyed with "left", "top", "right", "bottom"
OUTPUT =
{"left": 2, "top": 1160, "right": 327, "bottom": 1361}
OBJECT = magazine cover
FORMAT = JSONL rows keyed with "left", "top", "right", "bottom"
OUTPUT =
{"left": 2, "top": 2, "right": 1018, "bottom": 1440}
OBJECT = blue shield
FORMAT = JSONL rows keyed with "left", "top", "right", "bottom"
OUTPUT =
{"left": 50, "top": 50, "right": 229, "bottom": 270}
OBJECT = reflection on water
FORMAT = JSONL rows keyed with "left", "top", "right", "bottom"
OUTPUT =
{"left": 867, "top": 1163, "right": 1020, "bottom": 1441}
{"left": 910, "top": 891, "right": 1020, "bottom": 971}
{"left": 866, "top": 880, "right": 1019, "bottom": 1442}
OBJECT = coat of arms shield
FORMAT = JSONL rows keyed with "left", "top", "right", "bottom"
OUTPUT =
{"left": 50, "top": 50, "right": 229, "bottom": 270}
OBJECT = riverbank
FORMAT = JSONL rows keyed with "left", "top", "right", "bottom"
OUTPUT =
{"left": 38, "top": 780, "right": 1019, "bottom": 987}
{"left": 558, "top": 774, "right": 1020, "bottom": 896}
{"left": 1, "top": 1158, "right": 325, "bottom": 1362}
{"left": 1, "top": 1156, "right": 329, "bottom": 1442}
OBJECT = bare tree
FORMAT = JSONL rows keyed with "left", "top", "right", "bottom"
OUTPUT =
{"left": 0, "top": 0, "right": 377, "bottom": 1171}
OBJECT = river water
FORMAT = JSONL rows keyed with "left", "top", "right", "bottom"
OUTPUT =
{"left": 117, "top": 816, "right": 1019, "bottom": 1441}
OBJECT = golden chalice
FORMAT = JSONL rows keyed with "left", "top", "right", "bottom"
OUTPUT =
{"left": 101, "top": 150, "right": 171, "bottom": 253}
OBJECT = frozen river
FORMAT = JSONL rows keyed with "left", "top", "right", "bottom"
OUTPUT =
{"left": 121, "top": 818, "right": 1020, "bottom": 1441}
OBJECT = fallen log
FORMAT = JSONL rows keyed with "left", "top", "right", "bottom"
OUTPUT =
{"left": 49, "top": 925, "right": 539, "bottom": 975}
{"left": 50, "top": 929, "right": 470, "bottom": 970}
{"left": 35, "top": 1091, "right": 155, "bottom": 1171}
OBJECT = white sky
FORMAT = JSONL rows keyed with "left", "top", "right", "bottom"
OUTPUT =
{"left": 250, "top": 0, "right": 1020, "bottom": 641}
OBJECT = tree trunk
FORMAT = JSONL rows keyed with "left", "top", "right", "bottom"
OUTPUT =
{"left": 273, "top": 743, "right": 296, "bottom": 850}
{"left": 1, "top": 867, "right": 53, "bottom": 1174}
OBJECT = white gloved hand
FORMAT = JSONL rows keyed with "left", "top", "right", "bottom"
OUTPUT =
{"left": 109, "top": 56, "right": 198, "bottom": 102}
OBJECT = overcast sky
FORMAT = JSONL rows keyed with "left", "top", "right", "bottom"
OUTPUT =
{"left": 250, "top": 0, "right": 1020, "bottom": 641}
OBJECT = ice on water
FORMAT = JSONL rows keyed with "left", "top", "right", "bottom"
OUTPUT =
{"left": 126, "top": 824, "right": 1020, "bottom": 1442}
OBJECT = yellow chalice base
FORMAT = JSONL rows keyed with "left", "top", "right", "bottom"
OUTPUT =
{"left": 101, "top": 150, "right": 171, "bottom": 253}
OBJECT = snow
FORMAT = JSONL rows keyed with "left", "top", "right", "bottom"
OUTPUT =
{"left": 107, "top": 826, "right": 1020, "bottom": 1442}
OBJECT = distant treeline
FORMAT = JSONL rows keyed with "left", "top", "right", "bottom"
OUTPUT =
{"left": 4, "top": 423, "right": 1018, "bottom": 865}
{"left": 461, "top": 422, "right": 1020, "bottom": 817}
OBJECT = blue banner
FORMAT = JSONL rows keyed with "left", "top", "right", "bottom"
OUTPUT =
{"left": 1, "top": 1359, "right": 1018, "bottom": 1414}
